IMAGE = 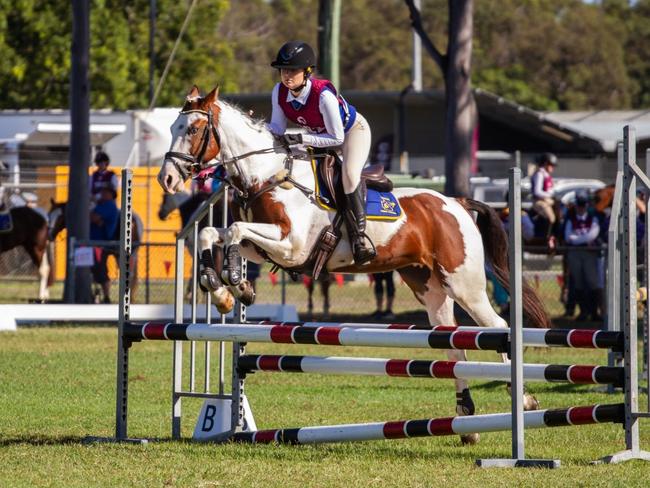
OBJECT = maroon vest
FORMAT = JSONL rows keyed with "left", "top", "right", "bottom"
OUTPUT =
{"left": 91, "top": 170, "right": 116, "bottom": 196}
{"left": 543, "top": 172, "right": 553, "bottom": 192}
{"left": 278, "top": 78, "right": 338, "bottom": 134}
{"left": 570, "top": 213, "right": 593, "bottom": 234}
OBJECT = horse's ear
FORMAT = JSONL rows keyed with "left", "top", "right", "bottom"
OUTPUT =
{"left": 50, "top": 197, "right": 55, "bottom": 206}
{"left": 204, "top": 86, "right": 220, "bottom": 106}
{"left": 186, "top": 85, "right": 201, "bottom": 101}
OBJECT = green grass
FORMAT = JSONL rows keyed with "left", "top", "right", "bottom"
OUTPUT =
{"left": 2, "top": 327, "right": 650, "bottom": 487}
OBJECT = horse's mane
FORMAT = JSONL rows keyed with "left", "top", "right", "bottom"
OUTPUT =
{"left": 217, "top": 100, "right": 272, "bottom": 140}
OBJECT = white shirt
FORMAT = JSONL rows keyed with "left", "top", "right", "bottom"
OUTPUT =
{"left": 267, "top": 79, "right": 345, "bottom": 148}
{"left": 531, "top": 167, "right": 553, "bottom": 199}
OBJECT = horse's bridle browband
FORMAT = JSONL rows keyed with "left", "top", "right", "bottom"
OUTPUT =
{"left": 164, "top": 107, "right": 222, "bottom": 180}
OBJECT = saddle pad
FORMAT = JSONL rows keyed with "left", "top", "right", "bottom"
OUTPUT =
{"left": 312, "top": 160, "right": 402, "bottom": 221}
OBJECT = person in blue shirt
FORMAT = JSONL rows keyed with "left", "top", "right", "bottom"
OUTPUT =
{"left": 90, "top": 186, "right": 119, "bottom": 303}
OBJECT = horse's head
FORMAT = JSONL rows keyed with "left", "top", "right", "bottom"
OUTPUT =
{"left": 47, "top": 199, "right": 66, "bottom": 241}
{"left": 158, "top": 85, "right": 222, "bottom": 194}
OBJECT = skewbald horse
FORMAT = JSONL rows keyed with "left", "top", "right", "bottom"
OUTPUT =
{"left": 157, "top": 86, "right": 550, "bottom": 444}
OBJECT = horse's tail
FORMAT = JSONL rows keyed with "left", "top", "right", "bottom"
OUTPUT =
{"left": 464, "top": 198, "right": 551, "bottom": 329}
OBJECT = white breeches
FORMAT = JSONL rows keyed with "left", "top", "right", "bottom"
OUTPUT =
{"left": 341, "top": 113, "right": 372, "bottom": 194}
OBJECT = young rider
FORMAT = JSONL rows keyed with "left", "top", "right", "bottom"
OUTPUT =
{"left": 267, "top": 40, "right": 376, "bottom": 265}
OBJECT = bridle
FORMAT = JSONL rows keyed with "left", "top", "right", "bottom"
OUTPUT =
{"left": 164, "top": 107, "right": 222, "bottom": 180}
{"left": 164, "top": 105, "right": 317, "bottom": 210}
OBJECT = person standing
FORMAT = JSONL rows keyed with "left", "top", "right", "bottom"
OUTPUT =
{"left": 564, "top": 191, "right": 601, "bottom": 322}
{"left": 90, "top": 186, "right": 119, "bottom": 303}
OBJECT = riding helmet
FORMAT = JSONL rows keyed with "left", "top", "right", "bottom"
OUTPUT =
{"left": 536, "top": 152, "right": 558, "bottom": 166}
{"left": 271, "top": 41, "right": 316, "bottom": 69}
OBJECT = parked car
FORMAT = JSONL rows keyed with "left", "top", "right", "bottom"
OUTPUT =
{"left": 471, "top": 177, "right": 607, "bottom": 208}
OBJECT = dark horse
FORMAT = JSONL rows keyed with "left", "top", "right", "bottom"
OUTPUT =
{"left": 0, "top": 206, "right": 53, "bottom": 300}
{"left": 48, "top": 200, "right": 142, "bottom": 300}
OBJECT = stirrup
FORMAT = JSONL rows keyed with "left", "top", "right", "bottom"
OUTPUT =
{"left": 352, "top": 233, "right": 376, "bottom": 265}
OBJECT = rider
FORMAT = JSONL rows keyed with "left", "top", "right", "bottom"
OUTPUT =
{"left": 531, "top": 152, "right": 558, "bottom": 242}
{"left": 267, "top": 40, "right": 376, "bottom": 265}
{"left": 89, "top": 150, "right": 119, "bottom": 203}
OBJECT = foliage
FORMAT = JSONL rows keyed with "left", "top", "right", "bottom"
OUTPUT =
{"left": 1, "top": 0, "right": 650, "bottom": 109}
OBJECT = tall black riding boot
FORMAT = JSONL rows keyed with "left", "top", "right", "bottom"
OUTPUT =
{"left": 344, "top": 185, "right": 376, "bottom": 265}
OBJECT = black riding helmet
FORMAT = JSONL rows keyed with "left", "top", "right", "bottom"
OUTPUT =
{"left": 94, "top": 151, "right": 110, "bottom": 165}
{"left": 536, "top": 152, "right": 558, "bottom": 166}
{"left": 271, "top": 41, "right": 316, "bottom": 69}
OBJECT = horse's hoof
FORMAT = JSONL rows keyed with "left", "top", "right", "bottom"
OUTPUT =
{"left": 213, "top": 287, "right": 235, "bottom": 314}
{"left": 232, "top": 280, "right": 256, "bottom": 306}
{"left": 460, "top": 433, "right": 480, "bottom": 445}
{"left": 200, "top": 267, "right": 221, "bottom": 292}
{"left": 524, "top": 393, "right": 540, "bottom": 411}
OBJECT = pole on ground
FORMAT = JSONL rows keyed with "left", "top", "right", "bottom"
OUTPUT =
{"left": 477, "top": 167, "right": 559, "bottom": 468}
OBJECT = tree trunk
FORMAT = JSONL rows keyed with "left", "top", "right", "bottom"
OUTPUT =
{"left": 444, "top": 0, "right": 476, "bottom": 197}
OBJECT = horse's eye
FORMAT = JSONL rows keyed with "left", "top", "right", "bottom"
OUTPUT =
{"left": 188, "top": 126, "right": 199, "bottom": 135}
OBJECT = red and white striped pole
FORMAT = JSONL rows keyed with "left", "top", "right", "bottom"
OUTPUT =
{"left": 232, "top": 404, "right": 623, "bottom": 445}
{"left": 238, "top": 354, "right": 624, "bottom": 387}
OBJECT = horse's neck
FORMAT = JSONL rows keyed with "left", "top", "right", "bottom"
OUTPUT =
{"left": 217, "top": 103, "right": 285, "bottom": 187}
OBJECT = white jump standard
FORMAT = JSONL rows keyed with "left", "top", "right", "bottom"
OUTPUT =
{"left": 237, "top": 355, "right": 624, "bottom": 387}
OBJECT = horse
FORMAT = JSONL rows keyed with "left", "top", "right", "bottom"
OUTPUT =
{"left": 48, "top": 200, "right": 142, "bottom": 301}
{"left": 157, "top": 86, "right": 550, "bottom": 445}
{"left": 0, "top": 206, "right": 53, "bottom": 300}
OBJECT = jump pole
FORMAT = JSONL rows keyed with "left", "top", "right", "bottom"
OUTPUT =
{"left": 124, "top": 322, "right": 622, "bottom": 351}
{"left": 238, "top": 354, "right": 624, "bottom": 387}
{"left": 232, "top": 403, "right": 624, "bottom": 445}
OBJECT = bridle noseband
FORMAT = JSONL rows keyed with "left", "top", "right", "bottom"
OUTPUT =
{"left": 164, "top": 107, "right": 222, "bottom": 180}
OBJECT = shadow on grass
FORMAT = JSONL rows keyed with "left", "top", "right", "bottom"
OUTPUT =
{"left": 0, "top": 435, "right": 89, "bottom": 447}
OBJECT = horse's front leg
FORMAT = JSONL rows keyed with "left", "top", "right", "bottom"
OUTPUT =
{"left": 221, "top": 222, "right": 295, "bottom": 303}
{"left": 198, "top": 226, "right": 235, "bottom": 314}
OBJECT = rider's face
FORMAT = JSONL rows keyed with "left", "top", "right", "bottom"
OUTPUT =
{"left": 280, "top": 68, "right": 305, "bottom": 92}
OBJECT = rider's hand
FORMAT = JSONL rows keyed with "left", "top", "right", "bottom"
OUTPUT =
{"left": 278, "top": 133, "right": 303, "bottom": 146}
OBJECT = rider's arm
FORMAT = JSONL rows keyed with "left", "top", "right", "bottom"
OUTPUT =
{"left": 570, "top": 219, "right": 600, "bottom": 245}
{"left": 301, "top": 89, "right": 345, "bottom": 148}
{"left": 267, "top": 83, "right": 288, "bottom": 136}
{"left": 531, "top": 171, "right": 553, "bottom": 199}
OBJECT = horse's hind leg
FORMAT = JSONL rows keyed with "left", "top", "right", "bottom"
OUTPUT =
{"left": 399, "top": 268, "right": 480, "bottom": 445}
{"left": 446, "top": 265, "right": 539, "bottom": 411}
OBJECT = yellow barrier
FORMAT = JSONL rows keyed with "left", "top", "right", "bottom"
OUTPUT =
{"left": 51, "top": 166, "right": 198, "bottom": 281}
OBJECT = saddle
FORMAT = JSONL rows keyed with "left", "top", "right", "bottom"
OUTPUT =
{"left": 301, "top": 152, "right": 394, "bottom": 279}
{"left": 317, "top": 151, "right": 393, "bottom": 211}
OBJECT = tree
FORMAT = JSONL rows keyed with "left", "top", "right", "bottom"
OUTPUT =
{"left": 405, "top": 0, "right": 476, "bottom": 197}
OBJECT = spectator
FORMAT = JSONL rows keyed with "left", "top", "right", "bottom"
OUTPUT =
{"left": 371, "top": 271, "right": 395, "bottom": 320}
{"left": 90, "top": 186, "right": 119, "bottom": 303}
{"left": 564, "top": 191, "right": 601, "bottom": 322}
{"left": 89, "top": 150, "right": 118, "bottom": 203}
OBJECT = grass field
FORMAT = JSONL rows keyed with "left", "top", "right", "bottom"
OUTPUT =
{"left": 2, "top": 326, "right": 650, "bottom": 487}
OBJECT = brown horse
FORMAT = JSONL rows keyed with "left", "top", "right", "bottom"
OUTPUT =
{"left": 0, "top": 206, "right": 53, "bottom": 300}
{"left": 157, "top": 86, "right": 550, "bottom": 444}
